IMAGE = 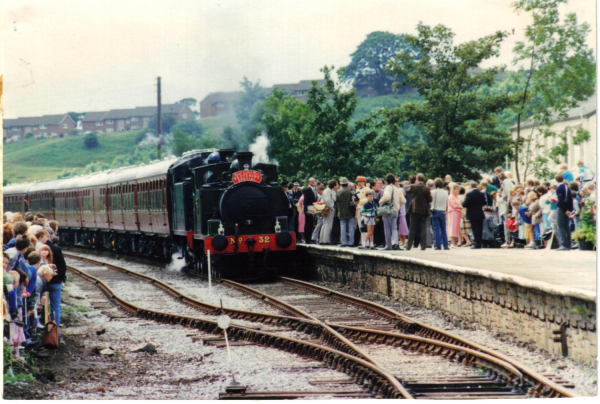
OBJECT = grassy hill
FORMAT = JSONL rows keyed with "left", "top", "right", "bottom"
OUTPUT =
{"left": 3, "top": 97, "right": 421, "bottom": 184}
{"left": 3, "top": 130, "right": 141, "bottom": 183}
{"left": 2, "top": 116, "right": 239, "bottom": 184}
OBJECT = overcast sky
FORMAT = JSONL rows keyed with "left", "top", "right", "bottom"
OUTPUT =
{"left": 1, "top": 0, "right": 596, "bottom": 119}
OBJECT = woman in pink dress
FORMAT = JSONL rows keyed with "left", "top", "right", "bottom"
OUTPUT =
{"left": 298, "top": 194, "right": 306, "bottom": 243}
{"left": 446, "top": 184, "right": 462, "bottom": 247}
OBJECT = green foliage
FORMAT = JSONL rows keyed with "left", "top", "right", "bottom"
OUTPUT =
{"left": 572, "top": 306, "right": 589, "bottom": 316}
{"left": 262, "top": 66, "right": 364, "bottom": 181}
{"left": 25, "top": 132, "right": 34, "bottom": 139}
{"left": 572, "top": 197, "right": 596, "bottom": 245}
{"left": 172, "top": 119, "right": 203, "bottom": 138}
{"left": 178, "top": 98, "right": 197, "bottom": 108}
{"left": 4, "top": 371, "right": 36, "bottom": 385}
{"left": 345, "top": 31, "right": 419, "bottom": 95}
{"left": 511, "top": 0, "right": 596, "bottom": 181}
{"left": 67, "top": 111, "right": 84, "bottom": 124}
{"left": 148, "top": 114, "right": 177, "bottom": 134}
{"left": 84, "top": 132, "right": 99, "bottom": 149}
{"left": 385, "top": 23, "right": 513, "bottom": 180}
{"left": 235, "top": 77, "right": 266, "bottom": 148}
{"left": 172, "top": 129, "right": 197, "bottom": 156}
{"left": 221, "top": 126, "right": 239, "bottom": 150}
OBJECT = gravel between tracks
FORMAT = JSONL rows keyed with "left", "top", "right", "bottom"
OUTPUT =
{"left": 5, "top": 279, "right": 366, "bottom": 400}
{"left": 65, "top": 252, "right": 597, "bottom": 397}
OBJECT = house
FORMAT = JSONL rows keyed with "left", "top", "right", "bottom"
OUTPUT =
{"left": 509, "top": 95, "right": 597, "bottom": 179}
{"left": 199, "top": 92, "right": 242, "bottom": 118}
{"left": 270, "top": 80, "right": 325, "bottom": 102}
{"left": 199, "top": 79, "right": 327, "bottom": 118}
{"left": 81, "top": 103, "right": 194, "bottom": 133}
{"left": 2, "top": 114, "right": 76, "bottom": 142}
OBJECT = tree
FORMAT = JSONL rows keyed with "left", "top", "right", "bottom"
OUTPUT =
{"left": 235, "top": 77, "right": 266, "bottom": 147}
{"left": 386, "top": 23, "right": 513, "bottom": 181}
{"left": 84, "top": 132, "right": 99, "bottom": 149}
{"left": 345, "top": 31, "right": 419, "bottom": 95}
{"left": 262, "top": 67, "right": 361, "bottom": 180}
{"left": 511, "top": 0, "right": 596, "bottom": 181}
{"left": 67, "top": 111, "right": 84, "bottom": 125}
{"left": 178, "top": 98, "right": 197, "bottom": 108}
{"left": 222, "top": 126, "right": 240, "bottom": 150}
{"left": 172, "top": 119, "right": 203, "bottom": 138}
{"left": 148, "top": 114, "right": 177, "bottom": 134}
{"left": 172, "top": 129, "right": 197, "bottom": 156}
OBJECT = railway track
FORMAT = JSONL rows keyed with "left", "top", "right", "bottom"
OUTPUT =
{"left": 65, "top": 255, "right": 407, "bottom": 399}
{"left": 64, "top": 251, "right": 576, "bottom": 399}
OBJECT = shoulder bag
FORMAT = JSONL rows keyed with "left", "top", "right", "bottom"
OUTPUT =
{"left": 377, "top": 186, "right": 394, "bottom": 217}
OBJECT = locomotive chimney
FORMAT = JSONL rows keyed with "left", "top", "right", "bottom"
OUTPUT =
{"left": 235, "top": 152, "right": 253, "bottom": 170}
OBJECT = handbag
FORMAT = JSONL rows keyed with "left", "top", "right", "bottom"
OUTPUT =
{"left": 377, "top": 186, "right": 394, "bottom": 217}
{"left": 42, "top": 298, "right": 59, "bottom": 350}
{"left": 313, "top": 203, "right": 330, "bottom": 216}
{"left": 360, "top": 218, "right": 367, "bottom": 232}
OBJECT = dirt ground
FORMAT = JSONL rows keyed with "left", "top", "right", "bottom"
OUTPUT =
{"left": 3, "top": 288, "right": 176, "bottom": 400}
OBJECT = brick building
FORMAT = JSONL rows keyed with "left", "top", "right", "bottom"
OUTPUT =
{"left": 3, "top": 114, "right": 76, "bottom": 142}
{"left": 81, "top": 103, "right": 194, "bottom": 133}
{"left": 199, "top": 79, "right": 326, "bottom": 118}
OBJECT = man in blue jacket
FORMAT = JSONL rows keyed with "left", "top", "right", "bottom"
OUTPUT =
{"left": 463, "top": 182, "right": 487, "bottom": 249}
{"left": 554, "top": 173, "right": 574, "bottom": 251}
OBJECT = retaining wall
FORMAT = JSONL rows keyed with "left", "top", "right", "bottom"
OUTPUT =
{"left": 298, "top": 245, "right": 597, "bottom": 365}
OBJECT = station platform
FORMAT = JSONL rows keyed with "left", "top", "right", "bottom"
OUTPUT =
{"left": 301, "top": 244, "right": 597, "bottom": 300}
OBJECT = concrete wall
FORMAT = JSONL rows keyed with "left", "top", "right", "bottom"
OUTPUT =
{"left": 299, "top": 247, "right": 597, "bottom": 365}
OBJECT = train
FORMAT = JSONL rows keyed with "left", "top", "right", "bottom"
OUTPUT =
{"left": 3, "top": 149, "right": 296, "bottom": 279}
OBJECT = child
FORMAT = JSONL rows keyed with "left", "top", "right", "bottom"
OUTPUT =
{"left": 482, "top": 207, "right": 495, "bottom": 248}
{"left": 360, "top": 192, "right": 378, "bottom": 250}
{"left": 524, "top": 191, "right": 540, "bottom": 249}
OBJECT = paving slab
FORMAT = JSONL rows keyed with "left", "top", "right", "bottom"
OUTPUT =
{"left": 301, "top": 244, "right": 597, "bottom": 300}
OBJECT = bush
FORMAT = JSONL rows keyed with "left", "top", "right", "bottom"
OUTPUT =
{"left": 84, "top": 132, "right": 99, "bottom": 149}
{"left": 25, "top": 132, "right": 34, "bottom": 139}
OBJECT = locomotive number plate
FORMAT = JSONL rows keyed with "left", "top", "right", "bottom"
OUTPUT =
{"left": 232, "top": 170, "right": 262, "bottom": 184}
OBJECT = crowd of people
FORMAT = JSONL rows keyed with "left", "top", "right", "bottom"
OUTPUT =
{"left": 283, "top": 160, "right": 596, "bottom": 252}
{"left": 2, "top": 212, "right": 66, "bottom": 355}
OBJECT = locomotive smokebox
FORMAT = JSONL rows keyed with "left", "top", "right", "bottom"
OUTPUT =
{"left": 230, "top": 152, "right": 254, "bottom": 172}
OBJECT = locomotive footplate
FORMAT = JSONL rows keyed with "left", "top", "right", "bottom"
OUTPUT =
{"left": 204, "top": 232, "right": 296, "bottom": 254}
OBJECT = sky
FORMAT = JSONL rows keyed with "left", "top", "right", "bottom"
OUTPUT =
{"left": 1, "top": 0, "right": 596, "bottom": 119}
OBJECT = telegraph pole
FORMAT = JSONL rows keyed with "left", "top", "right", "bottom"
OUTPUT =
{"left": 157, "top": 76, "right": 162, "bottom": 159}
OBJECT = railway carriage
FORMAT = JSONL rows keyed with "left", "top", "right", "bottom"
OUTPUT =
{"left": 3, "top": 182, "right": 32, "bottom": 214}
{"left": 27, "top": 179, "right": 62, "bottom": 220}
{"left": 3, "top": 148, "right": 296, "bottom": 279}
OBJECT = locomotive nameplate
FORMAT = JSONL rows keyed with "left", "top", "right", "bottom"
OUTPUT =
{"left": 232, "top": 170, "right": 262, "bottom": 184}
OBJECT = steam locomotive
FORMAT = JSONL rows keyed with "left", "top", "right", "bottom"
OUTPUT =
{"left": 3, "top": 149, "right": 296, "bottom": 279}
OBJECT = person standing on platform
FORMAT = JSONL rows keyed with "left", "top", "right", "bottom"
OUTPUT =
{"left": 311, "top": 186, "right": 326, "bottom": 243}
{"left": 336, "top": 177, "right": 355, "bottom": 247}
{"left": 397, "top": 179, "right": 409, "bottom": 248}
{"left": 354, "top": 176, "right": 370, "bottom": 248}
{"left": 554, "top": 173, "right": 575, "bottom": 251}
{"left": 319, "top": 180, "right": 338, "bottom": 245}
{"left": 447, "top": 183, "right": 463, "bottom": 248}
{"left": 463, "top": 182, "right": 487, "bottom": 249}
{"left": 302, "top": 178, "right": 318, "bottom": 244}
{"left": 430, "top": 178, "right": 449, "bottom": 250}
{"left": 405, "top": 173, "right": 432, "bottom": 251}
{"left": 372, "top": 179, "right": 385, "bottom": 247}
{"left": 290, "top": 181, "right": 302, "bottom": 238}
{"left": 379, "top": 173, "right": 405, "bottom": 250}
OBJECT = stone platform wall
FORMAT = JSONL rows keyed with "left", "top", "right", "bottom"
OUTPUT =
{"left": 298, "top": 246, "right": 597, "bottom": 365}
